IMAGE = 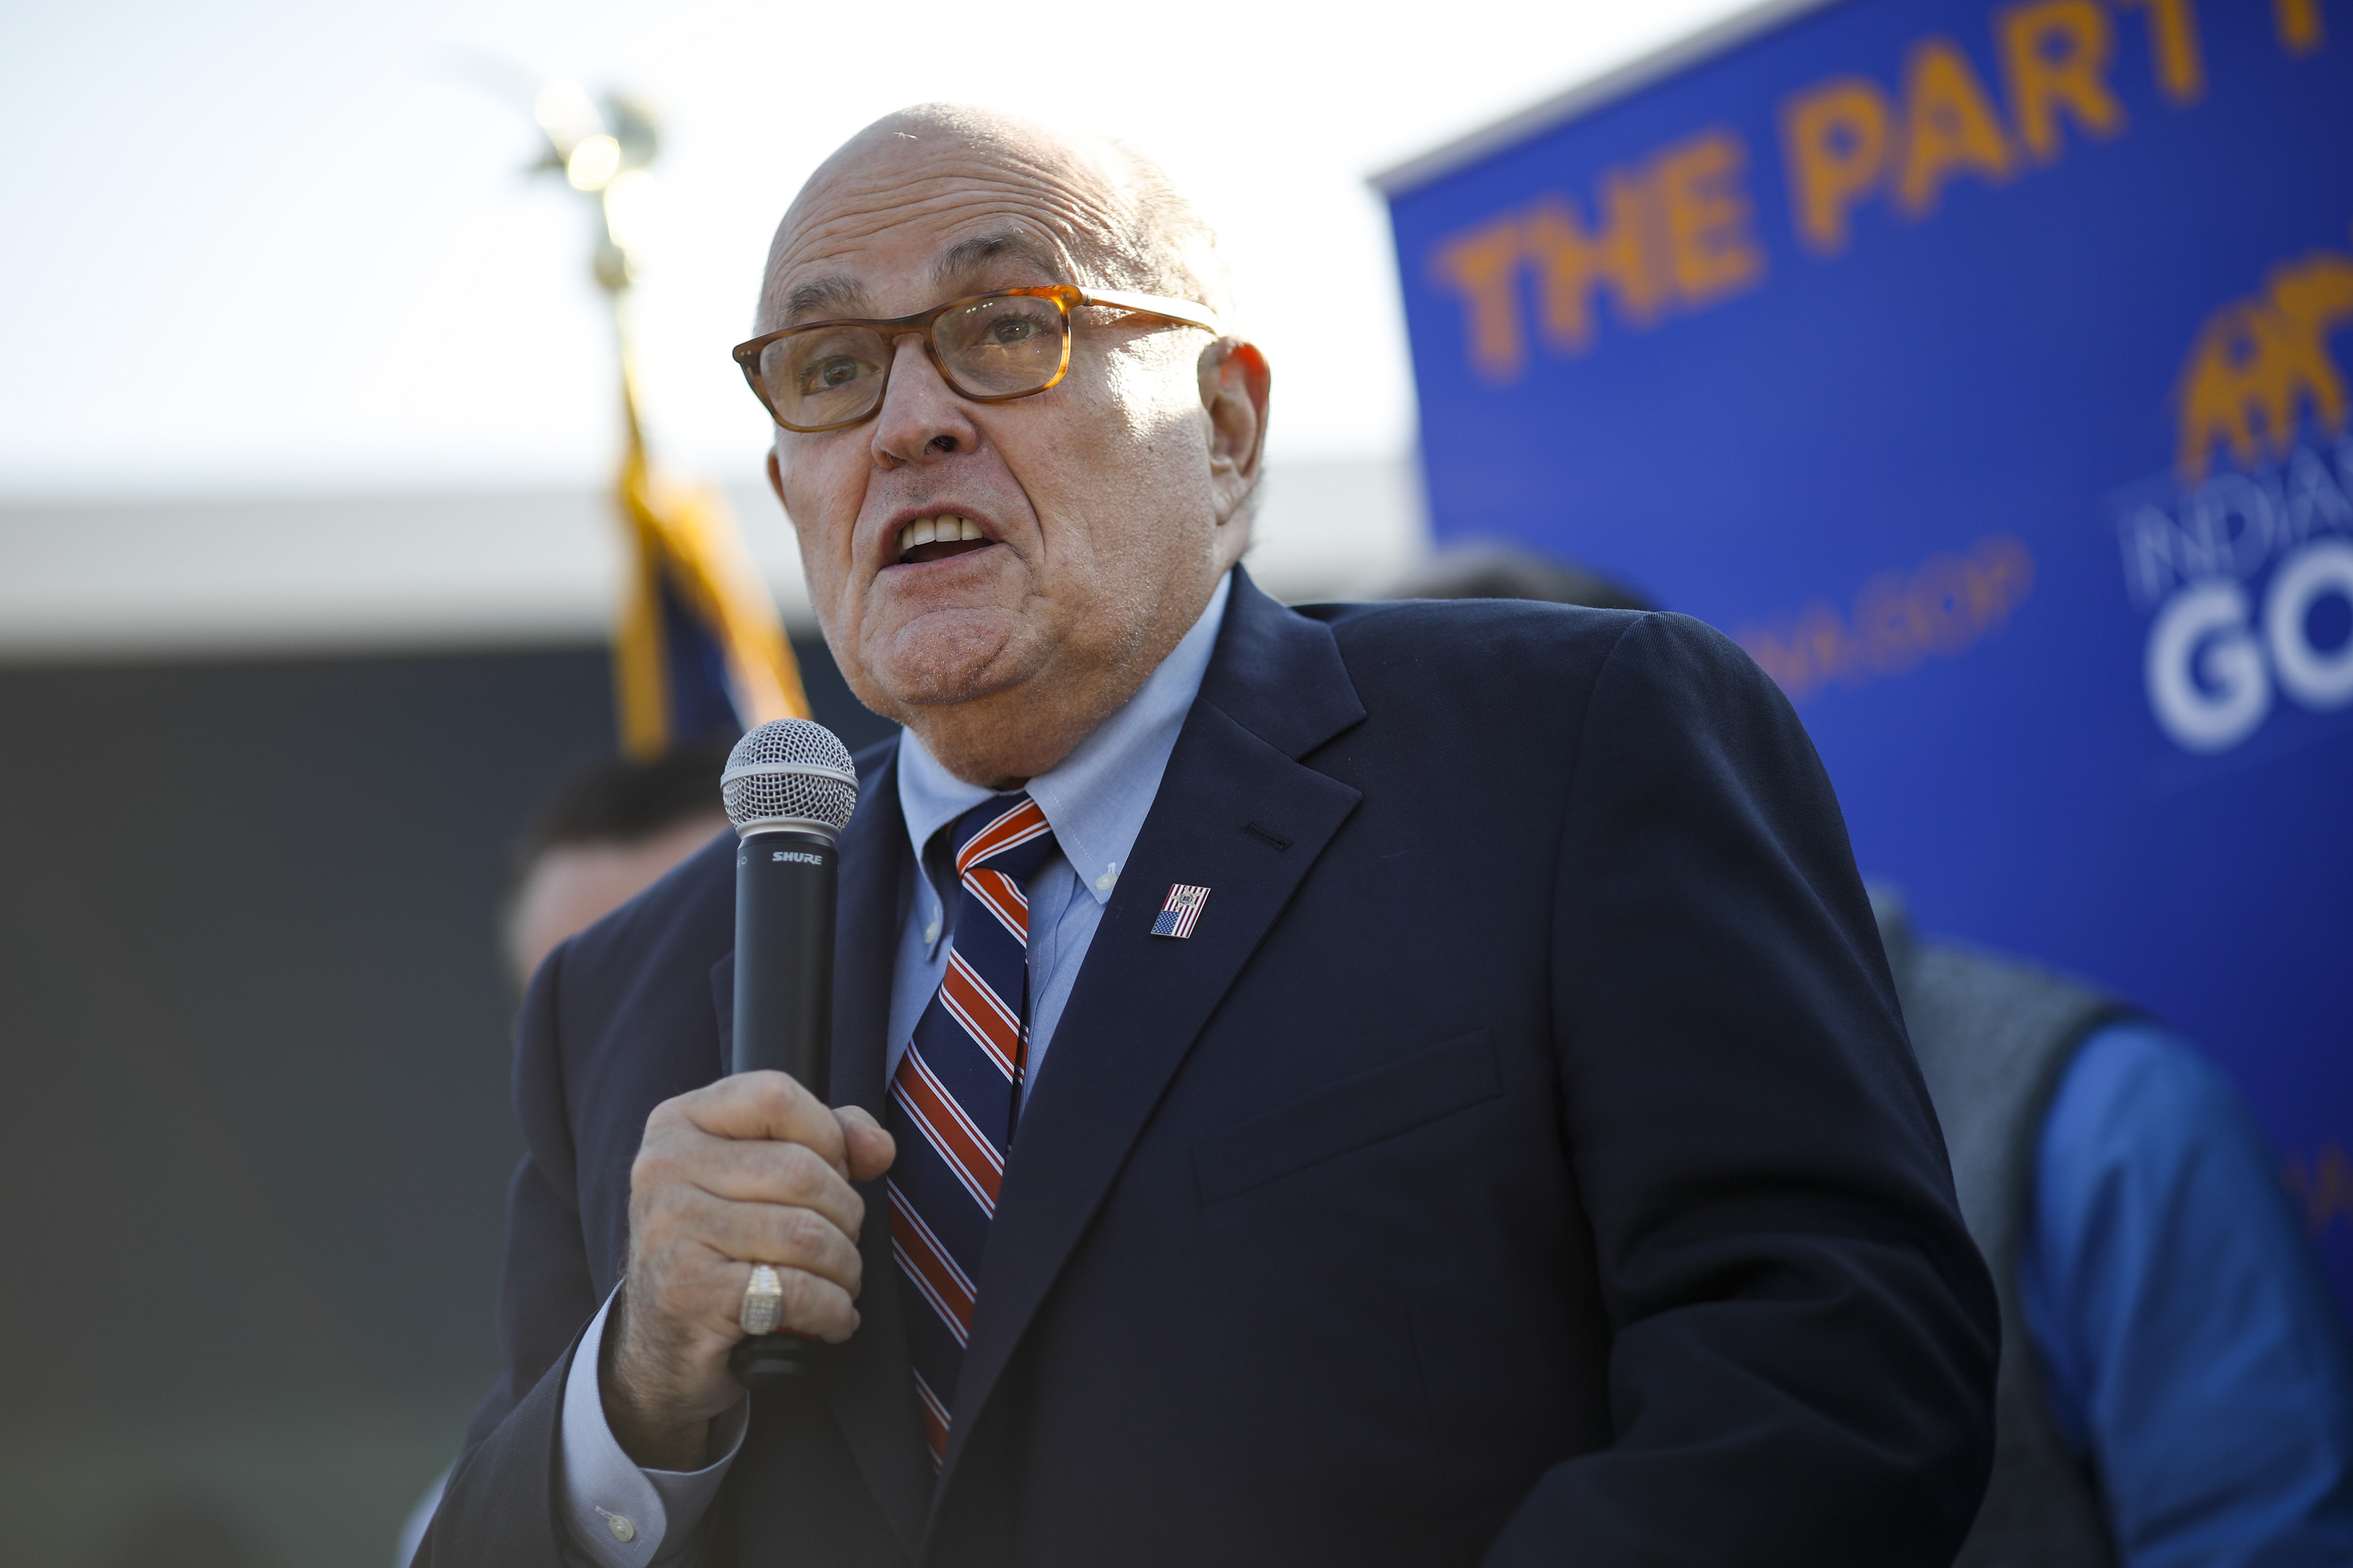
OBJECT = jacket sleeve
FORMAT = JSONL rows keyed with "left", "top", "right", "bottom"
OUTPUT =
{"left": 413, "top": 940, "right": 602, "bottom": 1567}
{"left": 1488, "top": 612, "right": 1999, "bottom": 1566}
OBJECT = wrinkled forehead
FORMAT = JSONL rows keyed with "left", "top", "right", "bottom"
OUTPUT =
{"left": 760, "top": 134, "right": 1131, "bottom": 331}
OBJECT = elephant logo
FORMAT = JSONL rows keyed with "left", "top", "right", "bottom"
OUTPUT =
{"left": 2176, "top": 243, "right": 2353, "bottom": 482}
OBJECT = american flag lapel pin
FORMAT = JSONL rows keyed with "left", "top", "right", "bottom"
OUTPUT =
{"left": 1151, "top": 883, "right": 1211, "bottom": 939}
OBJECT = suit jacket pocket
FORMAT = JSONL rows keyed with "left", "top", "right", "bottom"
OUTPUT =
{"left": 1193, "top": 1029, "right": 1501, "bottom": 1206}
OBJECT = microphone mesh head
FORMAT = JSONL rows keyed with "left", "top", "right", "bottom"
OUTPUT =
{"left": 721, "top": 719, "right": 859, "bottom": 835}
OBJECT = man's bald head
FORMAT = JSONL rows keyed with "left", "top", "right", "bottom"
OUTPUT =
{"left": 757, "top": 104, "right": 1230, "bottom": 334}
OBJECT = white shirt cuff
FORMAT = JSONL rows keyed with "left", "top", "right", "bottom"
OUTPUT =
{"left": 557, "top": 1288, "right": 749, "bottom": 1567}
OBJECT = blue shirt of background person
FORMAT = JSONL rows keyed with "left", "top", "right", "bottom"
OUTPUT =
{"left": 2022, "top": 1020, "right": 2353, "bottom": 1567}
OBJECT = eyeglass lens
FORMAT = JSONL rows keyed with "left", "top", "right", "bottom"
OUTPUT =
{"left": 758, "top": 292, "right": 1070, "bottom": 429}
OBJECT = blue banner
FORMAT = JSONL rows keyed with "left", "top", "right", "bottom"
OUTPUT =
{"left": 1385, "top": 0, "right": 2353, "bottom": 1306}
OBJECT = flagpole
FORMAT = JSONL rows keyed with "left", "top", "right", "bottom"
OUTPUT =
{"left": 529, "top": 83, "right": 812, "bottom": 757}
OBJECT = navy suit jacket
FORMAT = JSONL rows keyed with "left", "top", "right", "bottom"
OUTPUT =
{"left": 422, "top": 573, "right": 1996, "bottom": 1567}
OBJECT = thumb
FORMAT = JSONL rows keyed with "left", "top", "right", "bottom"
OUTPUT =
{"left": 836, "top": 1105, "right": 897, "bottom": 1184}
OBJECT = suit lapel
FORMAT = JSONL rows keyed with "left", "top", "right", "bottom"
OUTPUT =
{"left": 824, "top": 744, "right": 904, "bottom": 1122}
{"left": 938, "top": 573, "right": 1367, "bottom": 1493}
{"left": 713, "top": 742, "right": 934, "bottom": 1558}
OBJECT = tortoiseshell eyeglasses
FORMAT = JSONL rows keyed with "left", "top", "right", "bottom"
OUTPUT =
{"left": 731, "top": 285, "right": 1222, "bottom": 434}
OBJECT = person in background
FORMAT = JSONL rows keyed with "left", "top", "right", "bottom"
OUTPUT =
{"left": 500, "top": 739, "right": 735, "bottom": 989}
{"left": 397, "top": 739, "right": 740, "bottom": 1568}
{"left": 1378, "top": 540, "right": 1653, "bottom": 611}
{"left": 1871, "top": 889, "right": 2353, "bottom": 1568}
{"left": 1390, "top": 540, "right": 2353, "bottom": 1566}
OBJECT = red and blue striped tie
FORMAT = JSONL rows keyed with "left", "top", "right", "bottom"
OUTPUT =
{"left": 886, "top": 793, "right": 1057, "bottom": 1466}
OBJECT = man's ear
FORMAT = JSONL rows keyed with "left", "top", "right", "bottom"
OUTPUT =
{"left": 1199, "top": 337, "right": 1271, "bottom": 526}
{"left": 766, "top": 448, "right": 787, "bottom": 505}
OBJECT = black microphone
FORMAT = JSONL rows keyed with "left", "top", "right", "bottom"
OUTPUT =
{"left": 718, "top": 718, "right": 859, "bottom": 1388}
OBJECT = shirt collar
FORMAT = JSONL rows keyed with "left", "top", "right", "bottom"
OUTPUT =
{"left": 896, "top": 569, "right": 1232, "bottom": 918}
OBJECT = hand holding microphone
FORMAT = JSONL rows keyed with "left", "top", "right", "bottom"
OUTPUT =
{"left": 602, "top": 720, "right": 895, "bottom": 1468}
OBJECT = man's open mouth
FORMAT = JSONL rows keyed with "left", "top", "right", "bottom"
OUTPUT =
{"left": 895, "top": 514, "right": 993, "bottom": 566}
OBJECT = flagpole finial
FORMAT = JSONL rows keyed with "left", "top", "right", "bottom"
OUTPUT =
{"left": 526, "top": 81, "right": 660, "bottom": 298}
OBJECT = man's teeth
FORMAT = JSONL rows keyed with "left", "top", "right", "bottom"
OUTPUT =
{"left": 897, "top": 515, "right": 985, "bottom": 554}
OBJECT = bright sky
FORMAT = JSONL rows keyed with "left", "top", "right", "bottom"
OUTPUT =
{"left": 1, "top": 0, "right": 1751, "bottom": 497}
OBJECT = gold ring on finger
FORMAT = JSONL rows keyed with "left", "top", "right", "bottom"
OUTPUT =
{"left": 740, "top": 1263, "right": 785, "bottom": 1336}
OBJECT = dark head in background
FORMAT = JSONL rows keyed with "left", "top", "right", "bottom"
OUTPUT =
{"left": 1378, "top": 542, "right": 1654, "bottom": 611}
{"left": 502, "top": 737, "right": 735, "bottom": 988}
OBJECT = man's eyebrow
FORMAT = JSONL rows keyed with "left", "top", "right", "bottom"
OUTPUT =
{"left": 781, "top": 276, "right": 869, "bottom": 325}
{"left": 773, "top": 233, "right": 1066, "bottom": 328}
{"left": 931, "top": 231, "right": 1068, "bottom": 293}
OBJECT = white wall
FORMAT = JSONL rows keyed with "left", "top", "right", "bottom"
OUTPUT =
{"left": 0, "top": 458, "right": 1427, "bottom": 661}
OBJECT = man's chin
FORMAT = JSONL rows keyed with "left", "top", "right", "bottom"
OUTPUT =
{"left": 863, "top": 614, "right": 1036, "bottom": 714}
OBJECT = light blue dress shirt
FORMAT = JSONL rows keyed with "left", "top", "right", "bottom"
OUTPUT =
{"left": 2020, "top": 1020, "right": 2353, "bottom": 1567}
{"left": 883, "top": 570, "right": 1232, "bottom": 1102}
{"left": 551, "top": 572, "right": 1232, "bottom": 1567}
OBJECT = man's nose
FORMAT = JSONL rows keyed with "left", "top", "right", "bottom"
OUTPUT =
{"left": 871, "top": 335, "right": 978, "bottom": 465}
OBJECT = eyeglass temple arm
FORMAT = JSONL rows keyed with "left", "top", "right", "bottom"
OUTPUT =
{"left": 1078, "top": 288, "right": 1224, "bottom": 337}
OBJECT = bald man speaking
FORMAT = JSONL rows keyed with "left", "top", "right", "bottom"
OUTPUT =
{"left": 419, "top": 106, "right": 1996, "bottom": 1567}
